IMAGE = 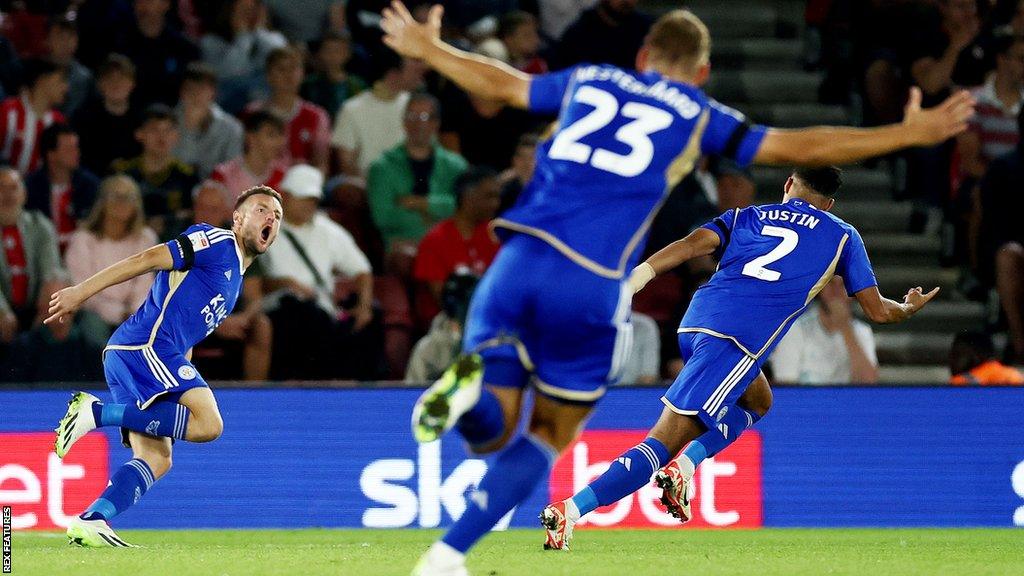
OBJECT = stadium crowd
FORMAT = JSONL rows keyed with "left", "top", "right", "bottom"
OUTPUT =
{"left": 0, "top": 0, "right": 1020, "bottom": 385}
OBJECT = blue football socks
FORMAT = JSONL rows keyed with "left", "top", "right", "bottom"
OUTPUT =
{"left": 81, "top": 458, "right": 156, "bottom": 521}
{"left": 442, "top": 433, "right": 557, "bottom": 553}
{"left": 682, "top": 404, "right": 760, "bottom": 469}
{"left": 573, "top": 437, "right": 670, "bottom": 516}
{"left": 92, "top": 400, "right": 190, "bottom": 440}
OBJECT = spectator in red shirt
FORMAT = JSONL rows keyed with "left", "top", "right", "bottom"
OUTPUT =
{"left": 24, "top": 123, "right": 100, "bottom": 251}
{"left": 413, "top": 166, "right": 501, "bottom": 324}
{"left": 211, "top": 110, "right": 288, "bottom": 202}
{"left": 0, "top": 167, "right": 66, "bottom": 339}
{"left": 0, "top": 59, "right": 67, "bottom": 175}
{"left": 245, "top": 46, "right": 331, "bottom": 174}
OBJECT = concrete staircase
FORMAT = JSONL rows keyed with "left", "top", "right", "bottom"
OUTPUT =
{"left": 641, "top": 0, "right": 983, "bottom": 382}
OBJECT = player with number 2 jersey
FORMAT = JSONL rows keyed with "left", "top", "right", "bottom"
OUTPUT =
{"left": 548, "top": 167, "right": 941, "bottom": 551}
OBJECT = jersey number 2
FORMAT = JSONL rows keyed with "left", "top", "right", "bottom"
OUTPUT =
{"left": 548, "top": 86, "right": 674, "bottom": 177}
{"left": 742, "top": 225, "right": 799, "bottom": 281}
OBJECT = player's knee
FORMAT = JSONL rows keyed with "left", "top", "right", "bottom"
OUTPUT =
{"left": 742, "top": 390, "right": 773, "bottom": 418}
{"left": 190, "top": 413, "right": 224, "bottom": 443}
{"left": 467, "top": 428, "right": 515, "bottom": 455}
{"left": 527, "top": 419, "right": 575, "bottom": 452}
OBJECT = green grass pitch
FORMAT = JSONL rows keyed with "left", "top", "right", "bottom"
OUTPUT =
{"left": 11, "top": 528, "right": 1024, "bottom": 576}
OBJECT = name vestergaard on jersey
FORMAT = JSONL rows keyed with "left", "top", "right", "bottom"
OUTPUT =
{"left": 758, "top": 209, "right": 821, "bottom": 230}
{"left": 574, "top": 65, "right": 702, "bottom": 119}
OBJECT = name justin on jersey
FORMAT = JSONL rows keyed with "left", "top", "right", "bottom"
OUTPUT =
{"left": 758, "top": 209, "right": 820, "bottom": 229}
{"left": 201, "top": 293, "right": 229, "bottom": 336}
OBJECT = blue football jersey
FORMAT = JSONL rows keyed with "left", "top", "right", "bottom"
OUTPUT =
{"left": 494, "top": 63, "right": 768, "bottom": 279}
{"left": 680, "top": 198, "right": 877, "bottom": 359}
{"left": 108, "top": 223, "right": 245, "bottom": 353}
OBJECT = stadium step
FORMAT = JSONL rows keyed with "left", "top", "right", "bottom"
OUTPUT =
{"left": 878, "top": 365, "right": 951, "bottom": 384}
{"left": 868, "top": 300, "right": 986, "bottom": 334}
{"left": 863, "top": 233, "right": 941, "bottom": 265}
{"left": 873, "top": 265, "right": 958, "bottom": 297}
{"left": 740, "top": 103, "right": 850, "bottom": 127}
{"left": 875, "top": 331, "right": 953, "bottom": 365}
{"left": 752, "top": 166, "right": 893, "bottom": 201}
{"left": 831, "top": 200, "right": 912, "bottom": 234}
{"left": 713, "top": 39, "right": 802, "bottom": 71}
{"left": 706, "top": 70, "right": 823, "bottom": 104}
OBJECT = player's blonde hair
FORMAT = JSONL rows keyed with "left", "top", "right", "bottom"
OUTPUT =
{"left": 645, "top": 9, "right": 711, "bottom": 74}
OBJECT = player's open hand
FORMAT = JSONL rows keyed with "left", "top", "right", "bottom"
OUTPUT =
{"left": 380, "top": 1, "right": 442, "bottom": 59}
{"left": 44, "top": 285, "right": 85, "bottom": 326}
{"left": 902, "top": 87, "right": 975, "bottom": 146}
{"left": 903, "top": 286, "right": 940, "bottom": 314}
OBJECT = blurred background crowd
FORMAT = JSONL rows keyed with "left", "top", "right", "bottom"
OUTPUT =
{"left": 0, "top": 0, "right": 1020, "bottom": 387}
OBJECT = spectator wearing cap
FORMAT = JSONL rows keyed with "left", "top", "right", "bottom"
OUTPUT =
{"left": 405, "top": 271, "right": 479, "bottom": 383}
{"left": 949, "top": 331, "right": 1024, "bottom": 385}
{"left": 25, "top": 123, "right": 100, "bottom": 251}
{"left": 200, "top": 0, "right": 287, "bottom": 114}
{"left": 0, "top": 58, "right": 67, "bottom": 174}
{"left": 72, "top": 54, "right": 141, "bottom": 177}
{"left": 174, "top": 63, "right": 244, "bottom": 179}
{"left": 111, "top": 104, "right": 198, "bottom": 240}
{"left": 332, "top": 49, "right": 426, "bottom": 177}
{"left": 245, "top": 46, "right": 332, "bottom": 174}
{"left": 210, "top": 110, "right": 288, "bottom": 203}
{"left": 46, "top": 16, "right": 93, "bottom": 118}
{"left": 261, "top": 164, "right": 383, "bottom": 380}
{"left": 412, "top": 166, "right": 500, "bottom": 325}
{"left": 368, "top": 92, "right": 467, "bottom": 269}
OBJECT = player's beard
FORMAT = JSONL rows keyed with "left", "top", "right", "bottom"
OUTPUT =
{"left": 241, "top": 224, "right": 270, "bottom": 257}
{"left": 243, "top": 233, "right": 266, "bottom": 257}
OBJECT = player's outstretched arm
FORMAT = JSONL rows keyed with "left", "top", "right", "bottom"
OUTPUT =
{"left": 629, "top": 228, "right": 720, "bottom": 293}
{"left": 44, "top": 244, "right": 174, "bottom": 325}
{"left": 380, "top": 1, "right": 530, "bottom": 108}
{"left": 853, "top": 285, "right": 939, "bottom": 324}
{"left": 754, "top": 88, "right": 974, "bottom": 166}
